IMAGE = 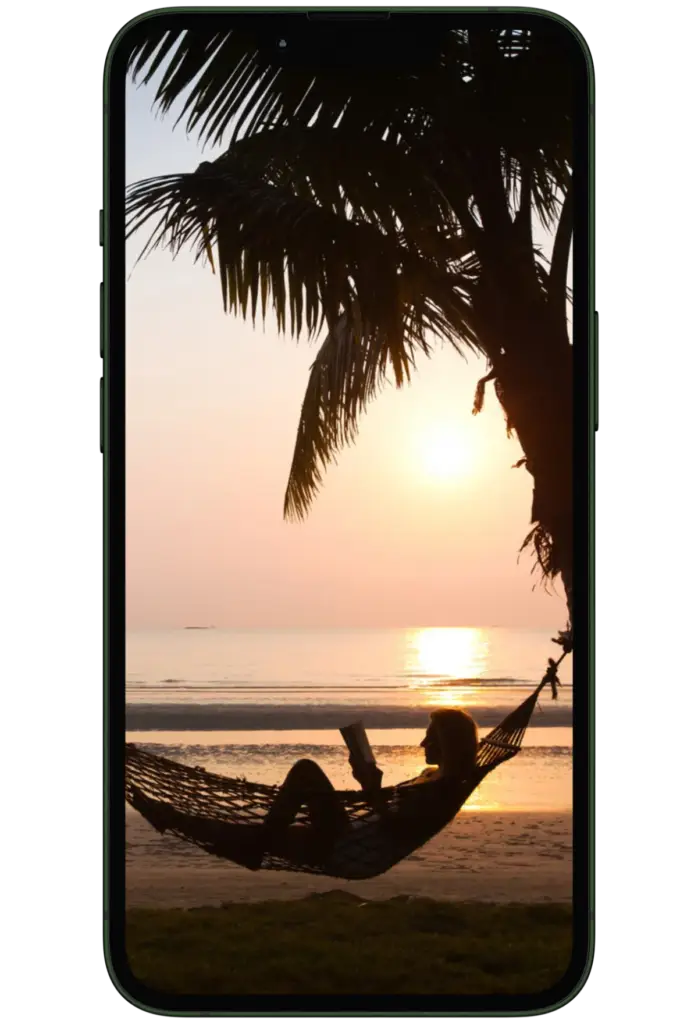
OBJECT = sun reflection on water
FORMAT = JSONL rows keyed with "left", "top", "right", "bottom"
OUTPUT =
{"left": 406, "top": 627, "right": 490, "bottom": 706}
{"left": 459, "top": 796, "right": 503, "bottom": 813}
{"left": 410, "top": 627, "right": 487, "bottom": 678}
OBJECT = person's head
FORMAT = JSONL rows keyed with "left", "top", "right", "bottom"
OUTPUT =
{"left": 420, "top": 708, "right": 479, "bottom": 779}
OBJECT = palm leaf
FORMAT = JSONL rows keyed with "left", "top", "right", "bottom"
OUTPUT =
{"left": 126, "top": 162, "right": 481, "bottom": 350}
{"left": 284, "top": 310, "right": 425, "bottom": 521}
{"left": 128, "top": 26, "right": 449, "bottom": 148}
{"left": 128, "top": 25, "right": 573, "bottom": 213}
{"left": 208, "top": 126, "right": 464, "bottom": 246}
{"left": 126, "top": 156, "right": 482, "bottom": 518}
{"left": 284, "top": 314, "right": 384, "bottom": 519}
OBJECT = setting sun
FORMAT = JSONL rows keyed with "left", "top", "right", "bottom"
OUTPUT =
{"left": 420, "top": 424, "right": 472, "bottom": 480}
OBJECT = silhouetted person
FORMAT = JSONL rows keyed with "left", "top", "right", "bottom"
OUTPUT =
{"left": 133, "top": 708, "right": 479, "bottom": 874}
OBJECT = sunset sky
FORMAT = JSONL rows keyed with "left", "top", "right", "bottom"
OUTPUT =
{"left": 125, "top": 79, "right": 570, "bottom": 631}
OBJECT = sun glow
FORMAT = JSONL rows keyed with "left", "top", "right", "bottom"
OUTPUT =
{"left": 420, "top": 424, "right": 471, "bottom": 480}
{"left": 407, "top": 627, "right": 488, "bottom": 681}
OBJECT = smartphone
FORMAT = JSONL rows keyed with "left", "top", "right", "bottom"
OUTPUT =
{"left": 103, "top": 7, "right": 595, "bottom": 1014}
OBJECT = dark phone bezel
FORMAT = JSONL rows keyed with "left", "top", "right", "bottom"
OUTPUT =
{"left": 103, "top": 7, "right": 594, "bottom": 1015}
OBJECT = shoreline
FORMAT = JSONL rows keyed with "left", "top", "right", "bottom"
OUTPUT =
{"left": 125, "top": 702, "right": 572, "bottom": 731}
{"left": 127, "top": 809, "right": 572, "bottom": 909}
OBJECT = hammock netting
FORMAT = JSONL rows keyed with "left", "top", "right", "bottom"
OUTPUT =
{"left": 126, "top": 682, "right": 545, "bottom": 880}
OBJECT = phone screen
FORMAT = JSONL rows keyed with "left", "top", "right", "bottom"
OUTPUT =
{"left": 104, "top": 9, "right": 593, "bottom": 1013}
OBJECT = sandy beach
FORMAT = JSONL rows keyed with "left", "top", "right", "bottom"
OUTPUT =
{"left": 126, "top": 807, "right": 572, "bottom": 908}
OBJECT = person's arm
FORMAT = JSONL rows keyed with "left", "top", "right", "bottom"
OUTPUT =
{"left": 349, "top": 757, "right": 392, "bottom": 817}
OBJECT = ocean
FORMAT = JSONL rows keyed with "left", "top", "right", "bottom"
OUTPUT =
{"left": 126, "top": 626, "right": 572, "bottom": 812}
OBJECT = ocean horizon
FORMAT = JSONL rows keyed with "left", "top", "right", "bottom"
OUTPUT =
{"left": 127, "top": 625, "right": 571, "bottom": 708}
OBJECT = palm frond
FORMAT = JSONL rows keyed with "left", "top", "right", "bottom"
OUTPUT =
{"left": 282, "top": 259, "right": 483, "bottom": 519}
{"left": 548, "top": 184, "right": 573, "bottom": 326}
{"left": 128, "top": 27, "right": 444, "bottom": 148}
{"left": 128, "top": 25, "right": 573, "bottom": 201}
{"left": 520, "top": 522, "right": 557, "bottom": 586}
{"left": 126, "top": 162, "right": 481, "bottom": 349}
{"left": 209, "top": 126, "right": 464, "bottom": 250}
{"left": 284, "top": 310, "right": 426, "bottom": 521}
{"left": 284, "top": 314, "right": 386, "bottom": 519}
{"left": 126, "top": 160, "right": 482, "bottom": 530}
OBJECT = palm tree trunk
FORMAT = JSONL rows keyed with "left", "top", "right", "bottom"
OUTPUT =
{"left": 473, "top": 268, "right": 573, "bottom": 616}
{"left": 497, "top": 327, "right": 573, "bottom": 612}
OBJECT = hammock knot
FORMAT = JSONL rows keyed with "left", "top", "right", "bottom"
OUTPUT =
{"left": 541, "top": 628, "right": 572, "bottom": 700}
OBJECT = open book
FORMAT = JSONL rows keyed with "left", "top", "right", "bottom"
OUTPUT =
{"left": 339, "top": 720, "right": 376, "bottom": 766}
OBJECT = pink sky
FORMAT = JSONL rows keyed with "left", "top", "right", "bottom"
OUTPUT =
{"left": 126, "top": 82, "right": 569, "bottom": 631}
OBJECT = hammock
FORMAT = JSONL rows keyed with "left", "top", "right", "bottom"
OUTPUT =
{"left": 126, "top": 681, "right": 545, "bottom": 881}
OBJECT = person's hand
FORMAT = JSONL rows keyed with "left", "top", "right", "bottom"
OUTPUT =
{"left": 350, "top": 756, "right": 383, "bottom": 793}
{"left": 348, "top": 754, "right": 363, "bottom": 783}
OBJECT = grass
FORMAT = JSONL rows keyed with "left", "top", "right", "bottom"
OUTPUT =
{"left": 126, "top": 891, "right": 573, "bottom": 995}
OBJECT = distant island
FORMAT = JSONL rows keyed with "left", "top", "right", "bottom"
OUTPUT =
{"left": 183, "top": 625, "right": 215, "bottom": 630}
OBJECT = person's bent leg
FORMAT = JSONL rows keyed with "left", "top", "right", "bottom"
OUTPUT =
{"left": 265, "top": 759, "right": 349, "bottom": 839}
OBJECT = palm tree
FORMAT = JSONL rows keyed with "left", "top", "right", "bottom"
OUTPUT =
{"left": 126, "top": 20, "right": 577, "bottom": 621}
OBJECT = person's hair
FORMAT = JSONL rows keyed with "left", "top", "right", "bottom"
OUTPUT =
{"left": 429, "top": 708, "right": 479, "bottom": 779}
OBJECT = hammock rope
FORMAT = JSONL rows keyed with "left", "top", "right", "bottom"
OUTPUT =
{"left": 126, "top": 677, "right": 551, "bottom": 880}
